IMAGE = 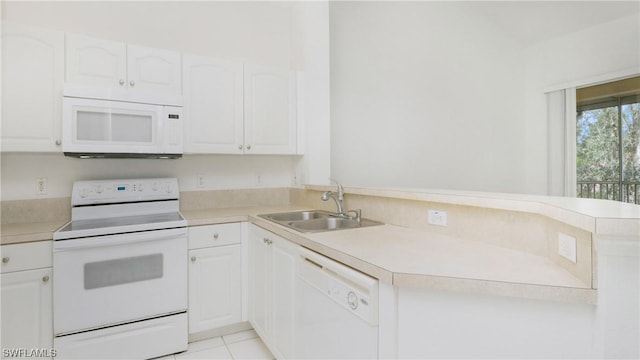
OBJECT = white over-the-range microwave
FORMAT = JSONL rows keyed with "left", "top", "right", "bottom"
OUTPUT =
{"left": 62, "top": 86, "right": 183, "bottom": 158}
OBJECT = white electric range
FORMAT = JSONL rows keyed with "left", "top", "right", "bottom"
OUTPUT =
{"left": 53, "top": 178, "right": 188, "bottom": 359}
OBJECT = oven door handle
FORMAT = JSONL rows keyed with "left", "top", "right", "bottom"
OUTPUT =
{"left": 53, "top": 227, "right": 187, "bottom": 251}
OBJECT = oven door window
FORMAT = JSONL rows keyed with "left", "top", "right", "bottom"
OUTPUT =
{"left": 84, "top": 253, "right": 163, "bottom": 290}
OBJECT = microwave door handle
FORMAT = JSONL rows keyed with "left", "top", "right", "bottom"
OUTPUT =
{"left": 53, "top": 228, "right": 186, "bottom": 251}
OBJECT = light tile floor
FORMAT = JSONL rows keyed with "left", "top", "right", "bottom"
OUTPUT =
{"left": 158, "top": 330, "right": 274, "bottom": 360}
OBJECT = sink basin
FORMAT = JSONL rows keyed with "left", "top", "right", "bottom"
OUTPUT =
{"left": 259, "top": 210, "right": 383, "bottom": 233}
{"left": 287, "top": 217, "right": 382, "bottom": 232}
{"left": 260, "top": 210, "right": 331, "bottom": 222}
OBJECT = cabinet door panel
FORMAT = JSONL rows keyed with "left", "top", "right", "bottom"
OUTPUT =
{"left": 1, "top": 23, "right": 64, "bottom": 152}
{"left": 183, "top": 54, "right": 243, "bottom": 154}
{"left": 0, "top": 268, "right": 53, "bottom": 349}
{"left": 271, "top": 237, "right": 297, "bottom": 359}
{"left": 248, "top": 225, "right": 270, "bottom": 341}
{"left": 189, "top": 245, "right": 241, "bottom": 333}
{"left": 127, "top": 45, "right": 181, "bottom": 95}
{"left": 244, "top": 64, "right": 297, "bottom": 154}
{"left": 65, "top": 33, "right": 126, "bottom": 88}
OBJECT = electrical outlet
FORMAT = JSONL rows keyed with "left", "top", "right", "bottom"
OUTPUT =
{"left": 36, "top": 177, "right": 47, "bottom": 195}
{"left": 558, "top": 233, "right": 577, "bottom": 263}
{"left": 196, "top": 175, "right": 205, "bottom": 189}
{"left": 428, "top": 210, "right": 447, "bottom": 226}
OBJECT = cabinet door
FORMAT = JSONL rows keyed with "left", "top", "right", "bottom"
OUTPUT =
{"left": 188, "top": 245, "right": 241, "bottom": 334}
{"left": 0, "top": 268, "right": 53, "bottom": 350}
{"left": 1, "top": 23, "right": 64, "bottom": 152}
{"left": 65, "top": 33, "right": 127, "bottom": 88}
{"left": 244, "top": 64, "right": 297, "bottom": 155}
{"left": 127, "top": 45, "right": 181, "bottom": 95}
{"left": 270, "top": 236, "right": 298, "bottom": 360}
{"left": 183, "top": 54, "right": 244, "bottom": 154}
{"left": 248, "top": 225, "right": 271, "bottom": 341}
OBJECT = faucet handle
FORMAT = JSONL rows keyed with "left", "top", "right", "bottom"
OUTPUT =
{"left": 328, "top": 178, "right": 344, "bottom": 200}
{"left": 347, "top": 209, "right": 362, "bottom": 222}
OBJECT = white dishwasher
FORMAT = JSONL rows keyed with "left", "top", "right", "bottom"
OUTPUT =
{"left": 294, "top": 247, "right": 379, "bottom": 359}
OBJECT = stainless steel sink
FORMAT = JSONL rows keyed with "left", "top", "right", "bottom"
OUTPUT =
{"left": 259, "top": 210, "right": 383, "bottom": 233}
{"left": 261, "top": 210, "right": 331, "bottom": 222}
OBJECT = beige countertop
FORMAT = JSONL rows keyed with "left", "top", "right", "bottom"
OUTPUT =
{"left": 1, "top": 204, "right": 597, "bottom": 303}
{"left": 1, "top": 220, "right": 68, "bottom": 245}
{"left": 181, "top": 205, "right": 600, "bottom": 304}
{"left": 248, "top": 215, "right": 597, "bottom": 304}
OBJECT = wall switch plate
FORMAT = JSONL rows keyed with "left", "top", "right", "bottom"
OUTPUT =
{"left": 36, "top": 177, "right": 47, "bottom": 195}
{"left": 428, "top": 210, "right": 447, "bottom": 226}
{"left": 558, "top": 233, "right": 577, "bottom": 263}
{"left": 196, "top": 175, "right": 205, "bottom": 189}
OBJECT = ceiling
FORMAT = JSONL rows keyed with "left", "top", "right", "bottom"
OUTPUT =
{"left": 465, "top": 1, "right": 640, "bottom": 46}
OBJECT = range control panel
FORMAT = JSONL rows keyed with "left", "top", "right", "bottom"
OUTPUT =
{"left": 71, "top": 178, "right": 179, "bottom": 206}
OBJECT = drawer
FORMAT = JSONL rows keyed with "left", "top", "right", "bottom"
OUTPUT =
{"left": 188, "top": 223, "right": 241, "bottom": 250}
{"left": 0, "top": 241, "right": 52, "bottom": 273}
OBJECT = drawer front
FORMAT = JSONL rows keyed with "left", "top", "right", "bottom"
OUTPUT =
{"left": 188, "top": 223, "right": 241, "bottom": 250}
{"left": 0, "top": 241, "right": 53, "bottom": 273}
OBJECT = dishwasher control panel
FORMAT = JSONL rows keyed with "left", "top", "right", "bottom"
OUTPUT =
{"left": 328, "top": 277, "right": 374, "bottom": 322}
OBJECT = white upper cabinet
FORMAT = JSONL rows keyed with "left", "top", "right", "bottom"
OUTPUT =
{"left": 66, "top": 34, "right": 181, "bottom": 95}
{"left": 244, "top": 64, "right": 297, "bottom": 155}
{"left": 65, "top": 34, "right": 126, "bottom": 88}
{"left": 1, "top": 23, "right": 64, "bottom": 152}
{"left": 127, "top": 45, "right": 181, "bottom": 95}
{"left": 183, "top": 54, "right": 244, "bottom": 154}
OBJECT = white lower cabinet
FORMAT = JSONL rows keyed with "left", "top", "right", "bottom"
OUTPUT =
{"left": 0, "top": 241, "right": 53, "bottom": 352}
{"left": 188, "top": 223, "right": 242, "bottom": 335}
{"left": 248, "top": 224, "right": 298, "bottom": 359}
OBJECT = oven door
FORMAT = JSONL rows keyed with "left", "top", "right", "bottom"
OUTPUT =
{"left": 53, "top": 227, "right": 187, "bottom": 336}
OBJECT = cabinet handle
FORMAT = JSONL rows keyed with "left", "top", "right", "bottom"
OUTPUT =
{"left": 55, "top": 140, "right": 61, "bottom": 146}
{"left": 2, "top": 257, "right": 9, "bottom": 264}
{"left": 238, "top": 145, "right": 243, "bottom": 150}
{"left": 42, "top": 275, "right": 49, "bottom": 283}
{"left": 191, "top": 256, "right": 196, "bottom": 262}
{"left": 119, "top": 79, "right": 125, "bottom": 86}
{"left": 247, "top": 145, "right": 252, "bottom": 150}
{"left": 213, "top": 233, "right": 219, "bottom": 240}
{"left": 129, "top": 80, "right": 135, "bottom": 87}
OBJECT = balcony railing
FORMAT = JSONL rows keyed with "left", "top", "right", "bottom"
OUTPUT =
{"left": 577, "top": 181, "right": 640, "bottom": 204}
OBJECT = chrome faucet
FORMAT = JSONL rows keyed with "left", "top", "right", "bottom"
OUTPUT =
{"left": 321, "top": 178, "right": 346, "bottom": 217}
{"left": 321, "top": 179, "right": 362, "bottom": 223}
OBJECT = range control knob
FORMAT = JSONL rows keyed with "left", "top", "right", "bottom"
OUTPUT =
{"left": 347, "top": 291, "right": 358, "bottom": 310}
{"left": 79, "top": 187, "right": 90, "bottom": 198}
{"left": 95, "top": 185, "right": 104, "bottom": 194}
{"left": 165, "top": 183, "right": 173, "bottom": 193}
{"left": 138, "top": 183, "right": 145, "bottom": 192}
{"left": 151, "top": 182, "right": 158, "bottom": 191}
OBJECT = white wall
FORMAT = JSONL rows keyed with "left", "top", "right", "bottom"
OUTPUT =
{"left": 0, "top": 1, "right": 331, "bottom": 200}
{"left": 329, "top": 2, "right": 526, "bottom": 193}
{"left": 291, "top": 2, "right": 331, "bottom": 186}
{"left": 0, "top": 154, "right": 298, "bottom": 201}
{"left": 523, "top": 14, "right": 640, "bottom": 195}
